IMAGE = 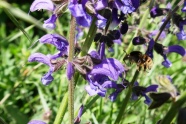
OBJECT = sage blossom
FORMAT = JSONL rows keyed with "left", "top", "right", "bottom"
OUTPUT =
{"left": 28, "top": 34, "right": 69, "bottom": 85}
{"left": 30, "top": 0, "right": 57, "bottom": 29}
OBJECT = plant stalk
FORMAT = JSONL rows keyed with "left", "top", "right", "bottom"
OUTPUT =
{"left": 114, "top": 8, "right": 149, "bottom": 124}
{"left": 68, "top": 15, "right": 76, "bottom": 124}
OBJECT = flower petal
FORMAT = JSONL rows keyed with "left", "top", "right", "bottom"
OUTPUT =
{"left": 85, "top": 85, "right": 97, "bottom": 96}
{"left": 30, "top": 0, "right": 55, "bottom": 12}
{"left": 167, "top": 45, "right": 186, "bottom": 56}
{"left": 94, "top": 0, "right": 108, "bottom": 10}
{"left": 176, "top": 31, "right": 186, "bottom": 40}
{"left": 28, "top": 53, "right": 51, "bottom": 66}
{"left": 41, "top": 70, "right": 54, "bottom": 85}
{"left": 162, "top": 58, "right": 172, "bottom": 68}
{"left": 102, "top": 81, "right": 118, "bottom": 89}
{"left": 109, "top": 91, "right": 119, "bottom": 101}
{"left": 96, "top": 14, "right": 107, "bottom": 29}
{"left": 39, "top": 34, "right": 69, "bottom": 52}
{"left": 66, "top": 62, "right": 74, "bottom": 80}
{"left": 182, "top": 1, "right": 186, "bottom": 12}
{"left": 43, "top": 14, "right": 57, "bottom": 30}
{"left": 89, "top": 58, "right": 124, "bottom": 80}
{"left": 145, "top": 85, "right": 158, "bottom": 93}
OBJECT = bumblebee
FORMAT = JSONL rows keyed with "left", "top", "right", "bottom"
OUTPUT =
{"left": 123, "top": 51, "right": 153, "bottom": 71}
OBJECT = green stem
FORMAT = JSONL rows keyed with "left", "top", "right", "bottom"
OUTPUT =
{"left": 114, "top": 71, "right": 140, "bottom": 124}
{"left": 160, "top": 91, "right": 186, "bottom": 124}
{"left": 80, "top": 17, "right": 97, "bottom": 56}
{"left": 114, "top": 8, "right": 150, "bottom": 124}
{"left": 126, "top": 9, "right": 149, "bottom": 53}
{"left": 54, "top": 93, "right": 68, "bottom": 124}
{"left": 68, "top": 15, "right": 76, "bottom": 124}
{"left": 154, "top": 0, "right": 184, "bottom": 42}
{"left": 54, "top": 15, "right": 98, "bottom": 123}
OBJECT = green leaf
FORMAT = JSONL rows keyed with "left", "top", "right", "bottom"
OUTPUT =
{"left": 123, "top": 114, "right": 138, "bottom": 123}
{"left": 4, "top": 105, "right": 29, "bottom": 124}
{"left": 3, "top": 8, "right": 32, "bottom": 43}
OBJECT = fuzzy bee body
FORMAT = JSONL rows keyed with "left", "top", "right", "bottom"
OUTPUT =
{"left": 123, "top": 51, "right": 153, "bottom": 71}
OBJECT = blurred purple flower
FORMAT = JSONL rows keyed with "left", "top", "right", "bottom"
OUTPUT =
{"left": 182, "top": 1, "right": 186, "bottom": 12}
{"left": 113, "top": 0, "right": 140, "bottom": 14}
{"left": 176, "top": 19, "right": 186, "bottom": 40}
{"left": 154, "top": 42, "right": 186, "bottom": 68}
{"left": 30, "top": 0, "right": 55, "bottom": 12}
{"left": 28, "top": 120, "right": 46, "bottom": 124}
{"left": 150, "top": 6, "right": 169, "bottom": 18}
{"left": 109, "top": 82, "right": 127, "bottom": 101}
{"left": 132, "top": 82, "right": 158, "bottom": 105}
{"left": 68, "top": 0, "right": 107, "bottom": 28}
{"left": 74, "top": 105, "right": 84, "bottom": 124}
{"left": 149, "top": 30, "right": 166, "bottom": 40}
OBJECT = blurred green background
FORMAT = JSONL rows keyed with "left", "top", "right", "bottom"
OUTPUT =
{"left": 1, "top": 0, "right": 186, "bottom": 124}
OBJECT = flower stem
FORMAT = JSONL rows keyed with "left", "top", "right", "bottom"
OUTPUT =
{"left": 114, "top": 71, "right": 140, "bottom": 124}
{"left": 54, "top": 93, "right": 68, "bottom": 124}
{"left": 68, "top": 15, "right": 76, "bottom": 124}
{"left": 154, "top": 0, "right": 184, "bottom": 42}
{"left": 114, "top": 8, "right": 150, "bottom": 124}
{"left": 80, "top": 17, "right": 97, "bottom": 56}
{"left": 160, "top": 91, "right": 186, "bottom": 124}
{"left": 126, "top": 9, "right": 149, "bottom": 53}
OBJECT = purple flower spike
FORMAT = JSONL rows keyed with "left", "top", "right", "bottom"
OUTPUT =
{"left": 66, "top": 62, "right": 74, "bottom": 80}
{"left": 43, "top": 14, "right": 57, "bottom": 30}
{"left": 28, "top": 120, "right": 46, "bottom": 124}
{"left": 30, "top": 0, "right": 55, "bottom": 12}
{"left": 182, "top": 1, "right": 186, "bottom": 12}
{"left": 39, "top": 34, "right": 69, "bottom": 52}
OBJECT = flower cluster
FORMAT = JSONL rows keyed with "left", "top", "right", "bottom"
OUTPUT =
{"left": 27, "top": 0, "right": 186, "bottom": 123}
